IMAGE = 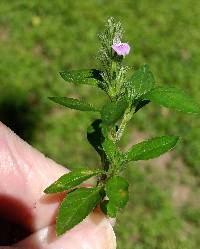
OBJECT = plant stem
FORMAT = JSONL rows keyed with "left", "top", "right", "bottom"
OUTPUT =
{"left": 114, "top": 108, "right": 133, "bottom": 142}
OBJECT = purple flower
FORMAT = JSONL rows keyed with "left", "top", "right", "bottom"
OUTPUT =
{"left": 112, "top": 42, "right": 130, "bottom": 56}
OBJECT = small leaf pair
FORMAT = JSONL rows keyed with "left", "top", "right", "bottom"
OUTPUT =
{"left": 127, "top": 65, "right": 200, "bottom": 115}
{"left": 48, "top": 69, "right": 105, "bottom": 113}
{"left": 101, "top": 134, "right": 179, "bottom": 169}
{"left": 44, "top": 168, "right": 104, "bottom": 235}
{"left": 50, "top": 69, "right": 129, "bottom": 124}
{"left": 49, "top": 97, "right": 128, "bottom": 127}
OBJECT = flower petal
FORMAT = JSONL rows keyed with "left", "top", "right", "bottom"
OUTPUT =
{"left": 112, "top": 43, "right": 130, "bottom": 56}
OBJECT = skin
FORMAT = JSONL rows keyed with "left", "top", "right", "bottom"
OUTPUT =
{"left": 0, "top": 122, "right": 116, "bottom": 249}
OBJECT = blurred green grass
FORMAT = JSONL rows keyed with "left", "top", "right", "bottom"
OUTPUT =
{"left": 0, "top": 1, "right": 199, "bottom": 248}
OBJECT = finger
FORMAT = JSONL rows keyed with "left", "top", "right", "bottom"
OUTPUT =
{"left": 0, "top": 122, "right": 68, "bottom": 231}
{"left": 15, "top": 212, "right": 116, "bottom": 249}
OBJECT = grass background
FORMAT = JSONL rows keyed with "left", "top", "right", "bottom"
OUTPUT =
{"left": 0, "top": 1, "right": 199, "bottom": 248}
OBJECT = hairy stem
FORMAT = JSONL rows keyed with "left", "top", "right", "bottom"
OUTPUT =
{"left": 114, "top": 109, "right": 133, "bottom": 142}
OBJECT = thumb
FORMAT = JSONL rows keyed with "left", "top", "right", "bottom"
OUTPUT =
{"left": 0, "top": 122, "right": 116, "bottom": 249}
{"left": 15, "top": 213, "right": 115, "bottom": 249}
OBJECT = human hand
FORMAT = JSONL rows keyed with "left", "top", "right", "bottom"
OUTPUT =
{"left": 0, "top": 122, "right": 116, "bottom": 249}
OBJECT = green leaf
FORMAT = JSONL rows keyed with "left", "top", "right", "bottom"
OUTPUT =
{"left": 102, "top": 137, "right": 118, "bottom": 162}
{"left": 60, "top": 69, "right": 103, "bottom": 87}
{"left": 56, "top": 187, "right": 101, "bottom": 235}
{"left": 100, "top": 200, "right": 117, "bottom": 218}
{"left": 127, "top": 135, "right": 179, "bottom": 162}
{"left": 44, "top": 169, "right": 103, "bottom": 194}
{"left": 105, "top": 176, "right": 129, "bottom": 208}
{"left": 145, "top": 86, "right": 200, "bottom": 114}
{"left": 102, "top": 137, "right": 124, "bottom": 167}
{"left": 127, "top": 65, "right": 155, "bottom": 100}
{"left": 49, "top": 97, "right": 100, "bottom": 112}
{"left": 101, "top": 100, "right": 128, "bottom": 125}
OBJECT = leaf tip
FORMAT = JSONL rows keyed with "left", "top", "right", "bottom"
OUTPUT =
{"left": 174, "top": 135, "right": 180, "bottom": 144}
{"left": 43, "top": 188, "right": 49, "bottom": 194}
{"left": 43, "top": 186, "right": 53, "bottom": 194}
{"left": 56, "top": 226, "right": 64, "bottom": 236}
{"left": 170, "top": 135, "right": 180, "bottom": 149}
